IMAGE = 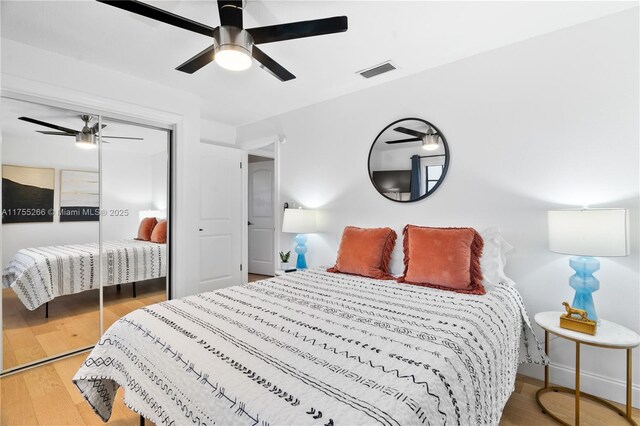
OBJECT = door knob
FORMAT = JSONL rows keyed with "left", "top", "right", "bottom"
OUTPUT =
{"left": 248, "top": 221, "right": 253, "bottom": 225}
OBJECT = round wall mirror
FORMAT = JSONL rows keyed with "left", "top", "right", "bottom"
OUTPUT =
{"left": 368, "top": 118, "right": 449, "bottom": 202}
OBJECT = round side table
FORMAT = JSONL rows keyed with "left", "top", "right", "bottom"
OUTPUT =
{"left": 534, "top": 311, "right": 640, "bottom": 425}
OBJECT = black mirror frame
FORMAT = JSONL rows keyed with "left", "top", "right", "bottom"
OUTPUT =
{"left": 367, "top": 117, "right": 450, "bottom": 203}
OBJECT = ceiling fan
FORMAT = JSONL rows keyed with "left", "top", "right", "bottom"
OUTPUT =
{"left": 19, "top": 115, "right": 143, "bottom": 149}
{"left": 385, "top": 126, "right": 440, "bottom": 151}
{"left": 96, "top": 0, "right": 348, "bottom": 81}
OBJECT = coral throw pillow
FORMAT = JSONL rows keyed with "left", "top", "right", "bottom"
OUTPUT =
{"left": 150, "top": 219, "right": 167, "bottom": 244}
{"left": 137, "top": 217, "right": 157, "bottom": 241}
{"left": 327, "top": 226, "right": 397, "bottom": 280}
{"left": 398, "top": 225, "right": 485, "bottom": 294}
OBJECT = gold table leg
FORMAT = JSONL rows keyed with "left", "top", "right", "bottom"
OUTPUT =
{"left": 628, "top": 348, "right": 632, "bottom": 419}
{"left": 575, "top": 342, "right": 580, "bottom": 425}
{"left": 545, "top": 330, "right": 549, "bottom": 388}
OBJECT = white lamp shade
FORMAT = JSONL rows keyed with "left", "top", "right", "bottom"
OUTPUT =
{"left": 548, "top": 208, "right": 629, "bottom": 256}
{"left": 282, "top": 208, "right": 317, "bottom": 234}
{"left": 139, "top": 210, "right": 166, "bottom": 222}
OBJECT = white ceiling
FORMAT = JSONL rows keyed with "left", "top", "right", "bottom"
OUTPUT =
{"left": 1, "top": 97, "right": 169, "bottom": 154}
{"left": 1, "top": 1, "right": 635, "bottom": 127}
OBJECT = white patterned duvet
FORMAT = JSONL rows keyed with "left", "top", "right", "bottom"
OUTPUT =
{"left": 2, "top": 240, "right": 166, "bottom": 310}
{"left": 74, "top": 269, "right": 547, "bottom": 426}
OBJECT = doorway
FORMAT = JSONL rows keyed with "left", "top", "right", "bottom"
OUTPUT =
{"left": 247, "top": 150, "right": 275, "bottom": 280}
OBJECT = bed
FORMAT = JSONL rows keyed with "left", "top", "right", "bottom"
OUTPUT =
{"left": 74, "top": 268, "right": 546, "bottom": 425}
{"left": 2, "top": 239, "right": 166, "bottom": 311}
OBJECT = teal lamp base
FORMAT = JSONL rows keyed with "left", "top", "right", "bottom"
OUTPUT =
{"left": 295, "top": 234, "right": 308, "bottom": 269}
{"left": 569, "top": 256, "right": 600, "bottom": 322}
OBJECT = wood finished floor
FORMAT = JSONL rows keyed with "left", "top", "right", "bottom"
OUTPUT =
{"left": 3, "top": 279, "right": 166, "bottom": 371}
{"left": 3, "top": 358, "right": 638, "bottom": 425}
{"left": 248, "top": 273, "right": 273, "bottom": 282}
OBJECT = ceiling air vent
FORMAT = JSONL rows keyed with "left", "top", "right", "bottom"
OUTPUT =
{"left": 358, "top": 61, "right": 396, "bottom": 79}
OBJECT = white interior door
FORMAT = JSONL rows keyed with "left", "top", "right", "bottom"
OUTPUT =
{"left": 199, "top": 144, "right": 242, "bottom": 292}
{"left": 248, "top": 160, "right": 275, "bottom": 275}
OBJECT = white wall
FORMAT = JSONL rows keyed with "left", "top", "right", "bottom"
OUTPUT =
{"left": 238, "top": 10, "right": 639, "bottom": 406}
{"left": 101, "top": 148, "right": 157, "bottom": 242}
{"left": 201, "top": 118, "right": 236, "bottom": 145}
{"left": 151, "top": 150, "right": 168, "bottom": 211}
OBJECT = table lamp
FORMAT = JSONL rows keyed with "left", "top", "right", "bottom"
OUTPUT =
{"left": 282, "top": 208, "right": 317, "bottom": 269}
{"left": 548, "top": 208, "right": 629, "bottom": 322}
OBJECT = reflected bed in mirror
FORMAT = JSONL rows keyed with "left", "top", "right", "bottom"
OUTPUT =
{"left": 368, "top": 118, "right": 449, "bottom": 202}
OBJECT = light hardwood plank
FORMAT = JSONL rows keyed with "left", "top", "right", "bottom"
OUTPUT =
{"left": 3, "top": 279, "right": 166, "bottom": 370}
{"left": 248, "top": 273, "right": 273, "bottom": 283}
{"left": 500, "top": 375, "right": 640, "bottom": 425}
{"left": 0, "top": 373, "right": 39, "bottom": 425}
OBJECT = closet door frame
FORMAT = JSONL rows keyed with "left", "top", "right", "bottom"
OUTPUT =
{"left": 0, "top": 87, "right": 179, "bottom": 376}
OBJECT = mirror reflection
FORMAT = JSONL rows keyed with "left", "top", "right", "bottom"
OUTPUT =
{"left": 368, "top": 118, "right": 449, "bottom": 202}
{"left": 1, "top": 98, "right": 100, "bottom": 370}
{"left": 100, "top": 118, "right": 169, "bottom": 330}
{"left": 1, "top": 98, "right": 170, "bottom": 372}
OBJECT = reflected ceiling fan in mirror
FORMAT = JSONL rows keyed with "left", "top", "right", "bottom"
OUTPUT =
{"left": 96, "top": 0, "right": 348, "bottom": 81}
{"left": 19, "top": 115, "right": 143, "bottom": 149}
{"left": 385, "top": 126, "right": 440, "bottom": 151}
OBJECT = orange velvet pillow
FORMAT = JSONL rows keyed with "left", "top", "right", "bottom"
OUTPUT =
{"left": 327, "top": 226, "right": 397, "bottom": 280}
{"left": 137, "top": 217, "right": 157, "bottom": 241}
{"left": 397, "top": 225, "right": 485, "bottom": 294}
{"left": 150, "top": 219, "right": 167, "bottom": 244}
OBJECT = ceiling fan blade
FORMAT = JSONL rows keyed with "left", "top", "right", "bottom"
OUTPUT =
{"left": 176, "top": 45, "right": 216, "bottom": 74}
{"left": 96, "top": 0, "right": 215, "bottom": 37}
{"left": 91, "top": 123, "right": 107, "bottom": 133}
{"left": 385, "top": 138, "right": 422, "bottom": 144}
{"left": 101, "top": 136, "right": 144, "bottom": 140}
{"left": 36, "top": 131, "right": 76, "bottom": 136}
{"left": 252, "top": 46, "right": 295, "bottom": 82}
{"left": 19, "top": 117, "right": 77, "bottom": 134}
{"left": 394, "top": 126, "right": 426, "bottom": 138}
{"left": 248, "top": 16, "right": 348, "bottom": 45}
{"left": 217, "top": 0, "right": 243, "bottom": 28}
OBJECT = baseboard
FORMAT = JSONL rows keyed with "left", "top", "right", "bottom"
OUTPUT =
{"left": 518, "top": 363, "right": 640, "bottom": 408}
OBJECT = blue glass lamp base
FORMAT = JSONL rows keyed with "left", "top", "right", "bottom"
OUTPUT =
{"left": 568, "top": 256, "right": 600, "bottom": 322}
{"left": 295, "top": 233, "right": 308, "bottom": 269}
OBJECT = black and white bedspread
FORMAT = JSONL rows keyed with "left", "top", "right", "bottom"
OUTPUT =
{"left": 2, "top": 240, "right": 166, "bottom": 310}
{"left": 74, "top": 269, "right": 547, "bottom": 426}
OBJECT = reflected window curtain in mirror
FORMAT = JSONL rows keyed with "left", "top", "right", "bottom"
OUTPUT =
{"left": 410, "top": 154, "right": 421, "bottom": 201}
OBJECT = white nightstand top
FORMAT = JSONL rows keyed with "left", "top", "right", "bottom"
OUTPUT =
{"left": 534, "top": 311, "right": 640, "bottom": 349}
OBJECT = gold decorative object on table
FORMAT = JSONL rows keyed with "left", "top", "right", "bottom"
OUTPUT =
{"left": 559, "top": 301, "right": 597, "bottom": 335}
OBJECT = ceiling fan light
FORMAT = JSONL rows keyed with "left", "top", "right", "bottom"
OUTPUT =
{"left": 214, "top": 26, "right": 253, "bottom": 72}
{"left": 422, "top": 127, "right": 440, "bottom": 151}
{"left": 215, "top": 46, "right": 252, "bottom": 71}
{"left": 75, "top": 132, "right": 96, "bottom": 149}
{"left": 422, "top": 135, "right": 439, "bottom": 151}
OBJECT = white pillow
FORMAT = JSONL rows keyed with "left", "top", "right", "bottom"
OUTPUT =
{"left": 480, "top": 227, "right": 516, "bottom": 287}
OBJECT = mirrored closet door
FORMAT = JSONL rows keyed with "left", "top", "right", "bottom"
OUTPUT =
{"left": 1, "top": 97, "right": 172, "bottom": 374}
{"left": 100, "top": 118, "right": 170, "bottom": 330}
{"left": 1, "top": 98, "right": 100, "bottom": 370}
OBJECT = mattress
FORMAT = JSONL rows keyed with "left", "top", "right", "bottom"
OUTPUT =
{"left": 2, "top": 240, "right": 166, "bottom": 310}
{"left": 74, "top": 269, "right": 547, "bottom": 426}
